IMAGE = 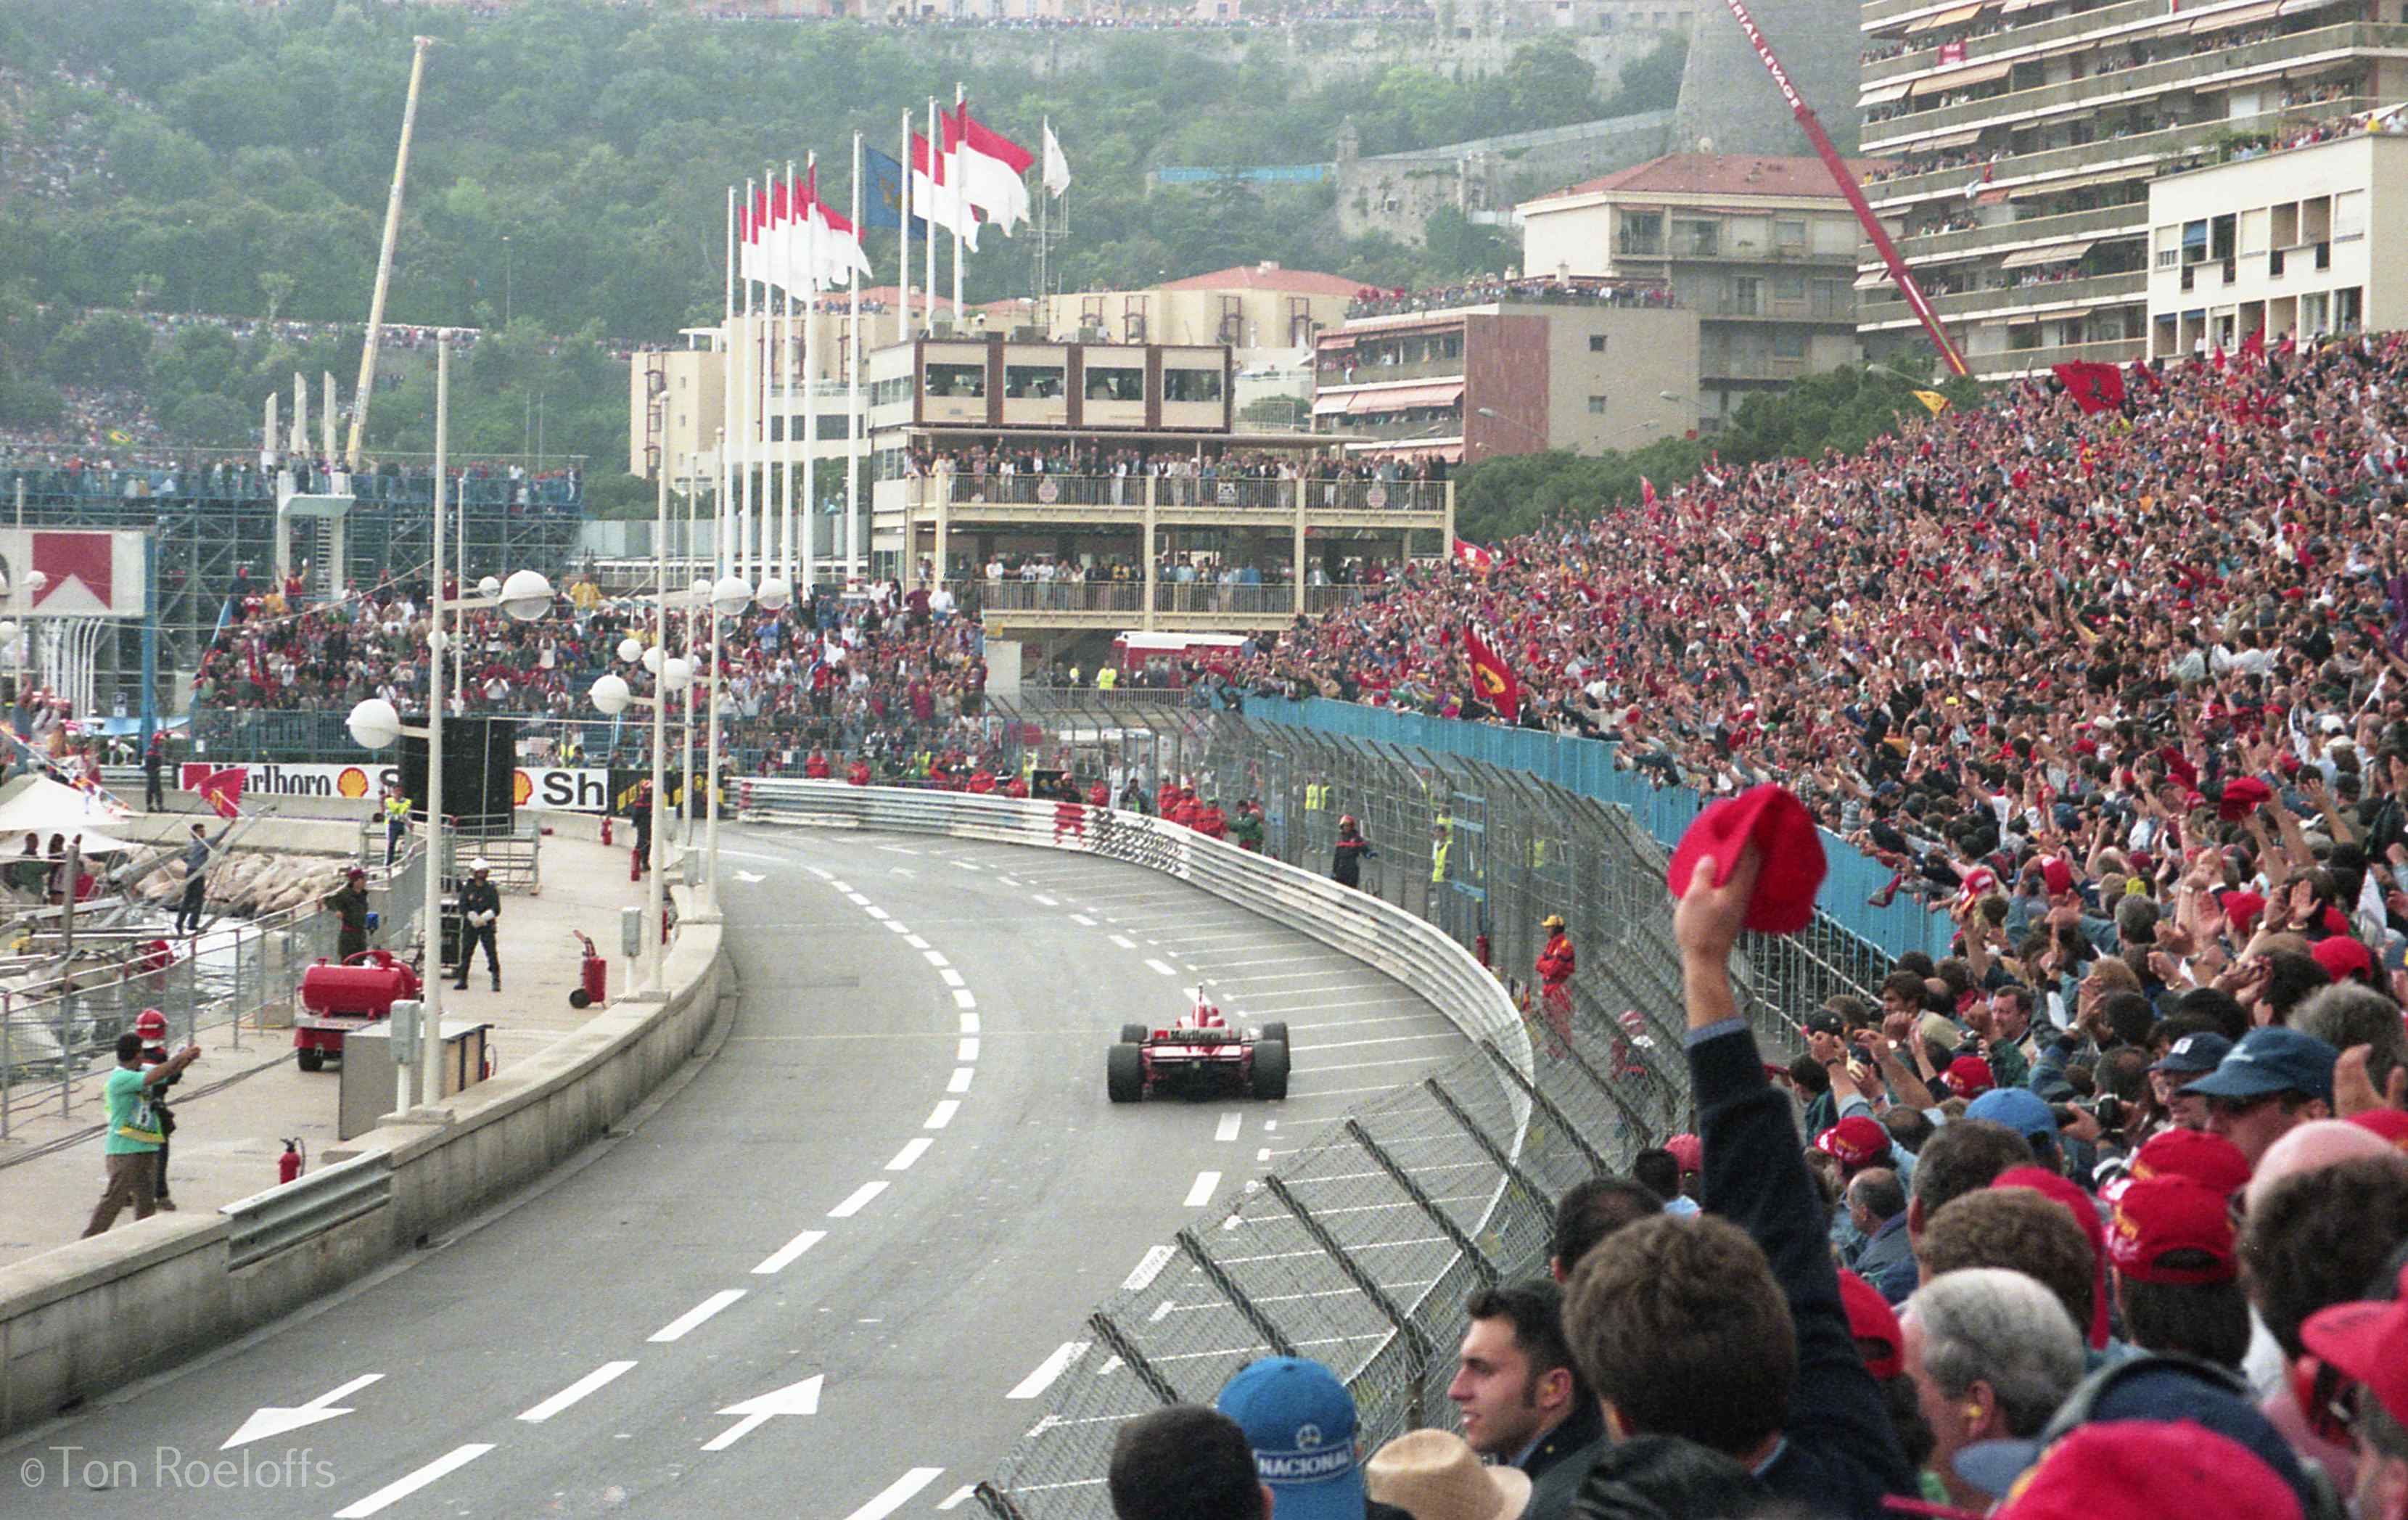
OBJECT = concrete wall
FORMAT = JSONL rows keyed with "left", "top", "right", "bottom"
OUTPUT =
{"left": 1667, "top": 0, "right": 1860, "bottom": 158}
{"left": 0, "top": 837, "right": 724, "bottom": 1437}
{"left": 1335, "top": 110, "right": 1674, "bottom": 246}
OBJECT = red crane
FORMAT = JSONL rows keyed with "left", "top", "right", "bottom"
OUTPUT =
{"left": 1719, "top": 0, "right": 1971, "bottom": 378}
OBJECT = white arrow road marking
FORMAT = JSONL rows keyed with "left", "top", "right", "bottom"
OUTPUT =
{"left": 332, "top": 1443, "right": 493, "bottom": 1519}
{"left": 222, "top": 1373, "right": 382, "bottom": 1449}
{"left": 732, "top": 870, "right": 765, "bottom": 884}
{"left": 702, "top": 1373, "right": 823, "bottom": 1452}
{"left": 845, "top": 1467, "right": 947, "bottom": 1520}
{"left": 518, "top": 1360, "right": 636, "bottom": 1423}
{"left": 1007, "top": 1341, "right": 1091, "bottom": 1400}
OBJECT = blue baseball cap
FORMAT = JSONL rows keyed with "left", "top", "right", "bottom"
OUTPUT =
{"left": 2149, "top": 1031, "right": 2232, "bottom": 1076}
{"left": 2179, "top": 1027, "right": 2338, "bottom": 1106}
{"left": 1215, "top": 1357, "right": 1365, "bottom": 1520}
{"left": 1965, "top": 1085, "right": 2055, "bottom": 1144}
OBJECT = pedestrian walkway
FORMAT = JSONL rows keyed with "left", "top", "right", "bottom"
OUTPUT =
{"left": 0, "top": 833, "right": 663, "bottom": 1269}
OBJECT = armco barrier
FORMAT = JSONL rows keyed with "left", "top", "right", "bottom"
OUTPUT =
{"left": 0, "top": 882, "right": 724, "bottom": 1437}
{"left": 747, "top": 781, "right": 1569, "bottom": 1518}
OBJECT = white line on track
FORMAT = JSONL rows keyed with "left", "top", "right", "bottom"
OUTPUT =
{"left": 1124, "top": 1244, "right": 1176, "bottom": 1291}
{"left": 884, "top": 920, "right": 911, "bottom": 934}
{"left": 951, "top": 860, "right": 982, "bottom": 871}
{"left": 925, "top": 1100, "right": 960, "bottom": 1129}
{"left": 999, "top": 876, "right": 1024, "bottom": 887}
{"left": 887, "top": 1138, "right": 934, "bottom": 1171}
{"left": 517, "top": 1360, "right": 636, "bottom": 1423}
{"left": 1234, "top": 995, "right": 1415, "bottom": 1012}
{"left": 1278, "top": 1083, "right": 1406, "bottom": 1102}
{"left": 876, "top": 845, "right": 921, "bottom": 855}
{"left": 1008, "top": 1341, "right": 1092, "bottom": 1400}
{"left": 1109, "top": 934, "right": 1137, "bottom": 950}
{"left": 949, "top": 1067, "right": 974, "bottom": 1093}
{"left": 960, "top": 1013, "right": 980, "bottom": 1034}
{"left": 1301, "top": 1032, "right": 1468, "bottom": 1052}
{"left": 846, "top": 892, "right": 871, "bottom": 905}
{"left": 332, "top": 1444, "right": 496, "bottom": 1519}
{"left": 752, "top": 1229, "right": 829, "bottom": 1275}
{"left": 844, "top": 1468, "right": 948, "bottom": 1520}
{"left": 1294, "top": 1055, "right": 1450, "bottom": 1074}
{"left": 939, "top": 1485, "right": 978, "bottom": 1511}
{"left": 830, "top": 882, "right": 853, "bottom": 893}
{"left": 1032, "top": 893, "right": 1059, "bottom": 907}
{"left": 954, "top": 988, "right": 977, "bottom": 1008}
{"left": 905, "top": 934, "right": 931, "bottom": 950}
{"left": 829, "top": 1181, "right": 889, "bottom": 1218}
{"left": 940, "top": 968, "right": 966, "bottom": 987}
{"left": 1215, "top": 1113, "right": 1243, "bottom": 1143}
{"left": 1144, "top": 959, "right": 1178, "bottom": 977}
{"left": 649, "top": 1290, "right": 746, "bottom": 1342}
{"left": 1184, "top": 1171, "right": 1222, "bottom": 1207}
{"left": 866, "top": 906, "right": 890, "bottom": 920}
{"left": 958, "top": 1037, "right": 981, "bottom": 1061}
{"left": 923, "top": 950, "right": 950, "bottom": 967}
{"left": 1211, "top": 969, "right": 1371, "bottom": 985}
{"left": 805, "top": 865, "right": 834, "bottom": 879}
{"left": 1069, "top": 913, "right": 1096, "bottom": 926}
{"left": 1281, "top": 1012, "right": 1455, "bottom": 1031}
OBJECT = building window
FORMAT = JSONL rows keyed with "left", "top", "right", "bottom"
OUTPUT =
{"left": 1774, "top": 274, "right": 1806, "bottom": 301}
{"left": 1003, "top": 365, "right": 1064, "bottom": 399}
{"left": 925, "top": 363, "right": 985, "bottom": 398}
{"left": 1620, "top": 210, "right": 1664, "bottom": 256}
{"left": 1773, "top": 331, "right": 1808, "bottom": 359}
{"left": 1588, "top": 334, "right": 1608, "bottom": 352}
{"left": 1086, "top": 366, "right": 1145, "bottom": 401}
{"left": 1775, "top": 218, "right": 1807, "bottom": 250}
{"left": 1164, "top": 369, "right": 1225, "bottom": 403}
{"left": 1588, "top": 395, "right": 1608, "bottom": 413}
{"left": 1672, "top": 218, "right": 1721, "bottom": 257}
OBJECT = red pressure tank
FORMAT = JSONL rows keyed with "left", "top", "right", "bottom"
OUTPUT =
{"left": 293, "top": 950, "right": 423, "bottom": 1072}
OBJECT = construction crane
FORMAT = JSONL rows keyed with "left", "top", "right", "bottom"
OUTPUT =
{"left": 1717, "top": 0, "right": 1971, "bottom": 379}
{"left": 346, "top": 35, "right": 437, "bottom": 469}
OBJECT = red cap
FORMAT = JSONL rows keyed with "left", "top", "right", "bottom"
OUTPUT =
{"left": 2301, "top": 1261, "right": 2408, "bottom": 1436}
{"left": 1994, "top": 1421, "right": 2302, "bottom": 1520}
{"left": 1944, "top": 1055, "right": 1997, "bottom": 1098}
{"left": 2219, "top": 776, "right": 2272, "bottom": 821}
{"left": 2106, "top": 1175, "right": 2238, "bottom": 1285}
{"left": 2126, "top": 1127, "right": 2253, "bottom": 1198}
{"left": 1664, "top": 1133, "right": 1704, "bottom": 1174}
{"left": 2039, "top": 855, "right": 2075, "bottom": 897}
{"left": 1815, "top": 1115, "right": 1891, "bottom": 1171}
{"left": 2309, "top": 934, "right": 2371, "bottom": 984}
{"left": 1667, "top": 784, "right": 1828, "bottom": 935}
{"left": 1836, "top": 1268, "right": 1904, "bottom": 1380}
{"left": 1994, "top": 1166, "right": 2112, "bottom": 1350}
{"left": 2218, "top": 890, "right": 2267, "bottom": 940}
{"left": 2348, "top": 1109, "right": 2408, "bottom": 1153}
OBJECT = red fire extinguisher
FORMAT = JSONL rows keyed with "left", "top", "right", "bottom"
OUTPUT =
{"left": 601, "top": 816, "right": 612, "bottom": 847}
{"left": 1474, "top": 932, "right": 1492, "bottom": 969}
{"left": 278, "top": 1136, "right": 305, "bottom": 1185}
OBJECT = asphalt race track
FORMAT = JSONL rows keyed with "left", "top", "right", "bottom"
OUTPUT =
{"left": 1, "top": 826, "right": 1476, "bottom": 1519}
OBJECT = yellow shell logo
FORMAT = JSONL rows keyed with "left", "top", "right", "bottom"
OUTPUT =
{"left": 336, "top": 767, "right": 369, "bottom": 799}
{"left": 513, "top": 771, "right": 533, "bottom": 805}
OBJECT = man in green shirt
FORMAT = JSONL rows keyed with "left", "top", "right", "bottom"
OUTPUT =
{"left": 83, "top": 1032, "right": 200, "bottom": 1238}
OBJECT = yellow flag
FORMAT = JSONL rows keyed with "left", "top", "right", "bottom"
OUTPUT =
{"left": 1910, "top": 390, "right": 1949, "bottom": 416}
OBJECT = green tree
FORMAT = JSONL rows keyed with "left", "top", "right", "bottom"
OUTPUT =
{"left": 41, "top": 313, "right": 154, "bottom": 387}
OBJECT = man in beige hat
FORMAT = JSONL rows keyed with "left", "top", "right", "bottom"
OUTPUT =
{"left": 1366, "top": 1431, "right": 1528, "bottom": 1520}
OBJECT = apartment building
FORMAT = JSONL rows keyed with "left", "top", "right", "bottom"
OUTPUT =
{"left": 1518, "top": 154, "right": 1875, "bottom": 431}
{"left": 2147, "top": 123, "right": 2406, "bottom": 354}
{"left": 1853, "top": 0, "right": 2408, "bottom": 379}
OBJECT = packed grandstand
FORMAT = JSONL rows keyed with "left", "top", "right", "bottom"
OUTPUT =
{"left": 152, "top": 330, "right": 2408, "bottom": 1520}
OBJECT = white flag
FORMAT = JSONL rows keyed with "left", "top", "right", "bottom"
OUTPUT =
{"left": 1043, "top": 122, "right": 1071, "bottom": 198}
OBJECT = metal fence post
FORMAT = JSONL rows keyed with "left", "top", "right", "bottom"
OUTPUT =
{"left": 1342, "top": 1118, "right": 1498, "bottom": 1287}
{"left": 1423, "top": 1077, "right": 1553, "bottom": 1215}
{"left": 1086, "top": 1308, "right": 1182, "bottom": 1407}
{"left": 971, "top": 1482, "right": 1032, "bottom": 1520}
{"left": 1175, "top": 1228, "right": 1302, "bottom": 1361}
{"left": 1477, "top": 1040, "right": 1608, "bottom": 1173}
{"left": 1259, "top": 1174, "right": 1435, "bottom": 1409}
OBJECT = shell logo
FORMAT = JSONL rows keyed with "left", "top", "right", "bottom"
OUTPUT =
{"left": 513, "top": 770, "right": 533, "bottom": 805}
{"left": 336, "top": 767, "right": 370, "bottom": 799}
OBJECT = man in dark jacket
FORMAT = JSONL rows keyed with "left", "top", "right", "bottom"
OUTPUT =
{"left": 454, "top": 858, "right": 502, "bottom": 992}
{"left": 1570, "top": 1436, "right": 1766, "bottom": 1520}
{"left": 1563, "top": 844, "right": 1916, "bottom": 1520}
{"left": 323, "top": 866, "right": 372, "bottom": 963}
{"left": 1844, "top": 1168, "right": 1917, "bottom": 1305}
{"left": 1332, "top": 815, "right": 1373, "bottom": 889}
{"left": 1446, "top": 1279, "right": 1603, "bottom": 1520}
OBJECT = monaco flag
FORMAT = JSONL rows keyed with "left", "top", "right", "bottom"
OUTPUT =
{"left": 910, "top": 133, "right": 981, "bottom": 252}
{"left": 944, "top": 102, "right": 1034, "bottom": 235}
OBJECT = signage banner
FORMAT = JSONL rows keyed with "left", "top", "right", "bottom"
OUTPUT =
{"left": 178, "top": 761, "right": 614, "bottom": 813}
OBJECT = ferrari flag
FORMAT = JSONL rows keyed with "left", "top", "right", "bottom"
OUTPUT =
{"left": 1452, "top": 538, "right": 1495, "bottom": 572}
{"left": 1465, "top": 627, "right": 1520, "bottom": 720}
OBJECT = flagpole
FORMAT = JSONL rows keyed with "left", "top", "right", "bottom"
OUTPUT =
{"left": 737, "top": 176, "right": 752, "bottom": 588}
{"left": 1037, "top": 115, "right": 1048, "bottom": 313}
{"left": 950, "top": 83, "right": 966, "bottom": 329}
{"left": 847, "top": 129, "right": 863, "bottom": 594}
{"left": 800, "top": 152, "right": 815, "bottom": 596}
{"left": 721, "top": 186, "right": 734, "bottom": 579}
{"left": 924, "top": 97, "right": 938, "bottom": 337}
{"left": 781, "top": 159, "right": 797, "bottom": 591}
{"left": 897, "top": 107, "right": 911, "bottom": 349}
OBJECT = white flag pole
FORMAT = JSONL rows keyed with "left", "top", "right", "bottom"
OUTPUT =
{"left": 737, "top": 176, "right": 753, "bottom": 586}
{"left": 847, "top": 129, "right": 863, "bottom": 592}
{"left": 722, "top": 184, "right": 734, "bottom": 578}
{"left": 924, "top": 98, "right": 938, "bottom": 337}
{"left": 777, "top": 159, "right": 793, "bottom": 590}
{"left": 950, "top": 83, "right": 966, "bottom": 329}
{"left": 800, "top": 152, "right": 815, "bottom": 595}
{"left": 897, "top": 107, "right": 911, "bottom": 349}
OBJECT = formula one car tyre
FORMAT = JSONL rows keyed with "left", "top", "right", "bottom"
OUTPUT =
{"left": 1119, "top": 1022, "right": 1148, "bottom": 1046}
{"left": 1107, "top": 1041, "right": 1145, "bottom": 1103}
{"left": 1261, "top": 1022, "right": 1290, "bottom": 1048}
{"left": 1250, "top": 1039, "right": 1289, "bottom": 1100}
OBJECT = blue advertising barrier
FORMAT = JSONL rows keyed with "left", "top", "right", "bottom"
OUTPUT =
{"left": 1250, "top": 699, "right": 1951, "bottom": 961}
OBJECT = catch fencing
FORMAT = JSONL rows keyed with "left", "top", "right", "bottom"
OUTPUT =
{"left": 745, "top": 749, "right": 1838, "bottom": 1520}
{"left": 0, "top": 847, "right": 425, "bottom": 1142}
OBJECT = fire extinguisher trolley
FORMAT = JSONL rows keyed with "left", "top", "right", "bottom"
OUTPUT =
{"left": 293, "top": 948, "right": 423, "bottom": 1071}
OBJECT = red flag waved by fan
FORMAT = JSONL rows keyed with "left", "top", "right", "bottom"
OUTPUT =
{"left": 1452, "top": 538, "right": 1495, "bottom": 573}
{"left": 2052, "top": 361, "right": 2126, "bottom": 415}
{"left": 1464, "top": 627, "right": 1520, "bottom": 720}
{"left": 200, "top": 767, "right": 245, "bottom": 820}
{"left": 1641, "top": 476, "right": 1658, "bottom": 509}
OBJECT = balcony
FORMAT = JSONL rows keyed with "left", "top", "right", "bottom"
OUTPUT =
{"left": 1863, "top": 25, "right": 2402, "bottom": 152}
{"left": 1882, "top": 200, "right": 2148, "bottom": 263}
{"left": 1701, "top": 353, "right": 1814, "bottom": 382}
{"left": 1861, "top": 98, "right": 2376, "bottom": 206}
{"left": 1320, "top": 415, "right": 1467, "bottom": 443}
{"left": 1860, "top": 268, "right": 2146, "bottom": 326}
{"left": 1698, "top": 297, "right": 1858, "bottom": 321}
{"left": 958, "top": 579, "right": 1380, "bottom": 626}
{"left": 1867, "top": 0, "right": 2188, "bottom": 83}
{"left": 1962, "top": 334, "right": 2148, "bottom": 377}
{"left": 901, "top": 475, "right": 1450, "bottom": 519}
{"left": 1315, "top": 355, "right": 1467, "bottom": 385}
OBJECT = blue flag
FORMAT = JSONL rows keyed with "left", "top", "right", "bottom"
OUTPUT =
{"left": 860, "top": 145, "right": 921, "bottom": 236}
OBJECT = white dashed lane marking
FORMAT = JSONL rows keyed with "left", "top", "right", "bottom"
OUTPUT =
{"left": 649, "top": 1290, "right": 747, "bottom": 1343}
{"left": 1184, "top": 1172, "right": 1222, "bottom": 1207}
{"left": 752, "top": 1229, "right": 827, "bottom": 1275}
{"left": 1007, "top": 1341, "right": 1092, "bottom": 1400}
{"left": 925, "top": 1100, "right": 960, "bottom": 1129}
{"left": 829, "top": 1182, "right": 889, "bottom": 1218}
{"left": 517, "top": 1361, "right": 636, "bottom": 1423}
{"left": 887, "top": 1138, "right": 934, "bottom": 1171}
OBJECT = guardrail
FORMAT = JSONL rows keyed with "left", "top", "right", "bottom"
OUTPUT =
{"left": 221, "top": 1151, "right": 395, "bottom": 1270}
{"left": 744, "top": 779, "right": 1689, "bottom": 1519}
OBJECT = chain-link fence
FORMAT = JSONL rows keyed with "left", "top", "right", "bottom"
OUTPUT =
{"left": 0, "top": 847, "right": 425, "bottom": 1141}
{"left": 969, "top": 704, "right": 1877, "bottom": 1518}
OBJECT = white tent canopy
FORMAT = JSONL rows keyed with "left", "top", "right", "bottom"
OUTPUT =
{"left": 0, "top": 774, "right": 138, "bottom": 852}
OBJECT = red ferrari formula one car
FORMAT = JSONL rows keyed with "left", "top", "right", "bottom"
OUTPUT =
{"left": 1107, "top": 992, "right": 1289, "bottom": 1102}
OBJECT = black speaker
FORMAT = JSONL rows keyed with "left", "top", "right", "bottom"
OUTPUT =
{"left": 400, "top": 715, "right": 518, "bottom": 834}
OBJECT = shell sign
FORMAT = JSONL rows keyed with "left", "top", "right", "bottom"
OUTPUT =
{"left": 337, "top": 767, "right": 371, "bottom": 799}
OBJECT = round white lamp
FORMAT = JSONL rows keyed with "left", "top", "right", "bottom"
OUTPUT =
{"left": 477, "top": 575, "right": 501, "bottom": 600}
{"left": 661, "top": 657, "right": 694, "bottom": 694}
{"left": 755, "top": 576, "right": 793, "bottom": 613}
{"left": 616, "top": 636, "right": 644, "bottom": 665}
{"left": 711, "top": 575, "right": 753, "bottom": 618}
{"left": 498, "top": 569, "right": 554, "bottom": 623}
{"left": 641, "top": 646, "right": 665, "bottom": 675}
{"left": 589, "top": 673, "right": 633, "bottom": 717}
{"left": 348, "top": 698, "right": 403, "bottom": 750}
